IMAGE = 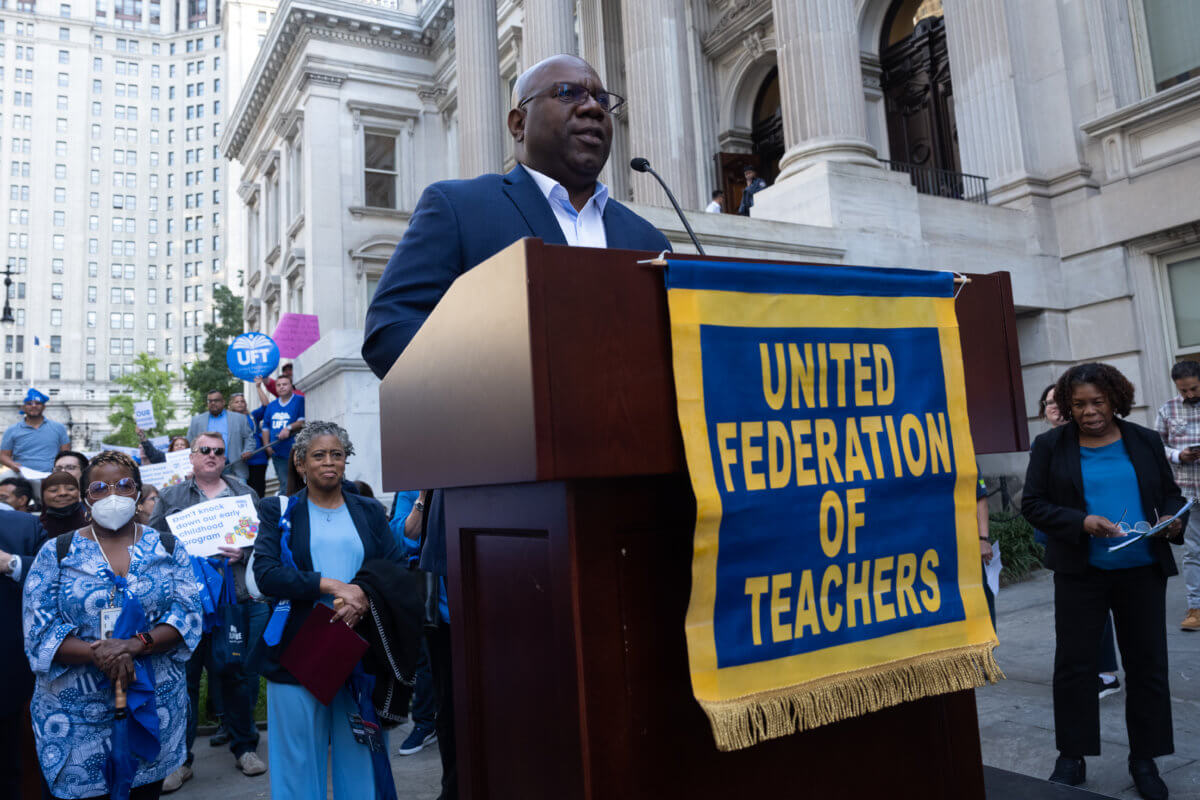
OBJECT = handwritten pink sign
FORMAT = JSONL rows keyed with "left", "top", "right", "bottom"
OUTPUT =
{"left": 271, "top": 313, "right": 321, "bottom": 358}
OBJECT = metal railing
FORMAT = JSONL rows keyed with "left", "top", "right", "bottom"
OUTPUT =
{"left": 879, "top": 159, "right": 989, "bottom": 204}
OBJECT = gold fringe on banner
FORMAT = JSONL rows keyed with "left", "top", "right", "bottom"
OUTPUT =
{"left": 700, "top": 642, "right": 1004, "bottom": 752}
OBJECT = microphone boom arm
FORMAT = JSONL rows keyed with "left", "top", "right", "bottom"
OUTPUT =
{"left": 630, "top": 158, "right": 706, "bottom": 256}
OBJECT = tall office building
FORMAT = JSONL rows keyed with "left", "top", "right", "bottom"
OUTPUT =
{"left": 0, "top": 0, "right": 272, "bottom": 447}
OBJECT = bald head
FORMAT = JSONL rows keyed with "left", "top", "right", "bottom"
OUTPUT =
{"left": 511, "top": 54, "right": 593, "bottom": 109}
{"left": 507, "top": 54, "right": 614, "bottom": 208}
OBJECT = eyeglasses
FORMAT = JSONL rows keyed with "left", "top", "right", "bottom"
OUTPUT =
{"left": 1114, "top": 507, "right": 1156, "bottom": 536}
{"left": 86, "top": 478, "right": 138, "bottom": 499}
{"left": 194, "top": 446, "right": 225, "bottom": 456}
{"left": 518, "top": 82, "right": 625, "bottom": 114}
{"left": 52, "top": 464, "right": 80, "bottom": 473}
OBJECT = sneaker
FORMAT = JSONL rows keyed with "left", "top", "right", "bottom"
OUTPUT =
{"left": 237, "top": 751, "right": 268, "bottom": 776}
{"left": 397, "top": 725, "right": 437, "bottom": 756}
{"left": 161, "top": 765, "right": 194, "bottom": 793}
{"left": 1049, "top": 755, "right": 1085, "bottom": 786}
{"left": 1181, "top": 608, "right": 1200, "bottom": 631}
{"left": 1099, "top": 675, "right": 1122, "bottom": 699}
{"left": 1129, "top": 757, "right": 1168, "bottom": 800}
{"left": 209, "top": 725, "right": 231, "bottom": 747}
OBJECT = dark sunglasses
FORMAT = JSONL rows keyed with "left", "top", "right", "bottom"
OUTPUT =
{"left": 86, "top": 478, "right": 138, "bottom": 498}
{"left": 518, "top": 82, "right": 625, "bottom": 114}
{"left": 194, "top": 446, "right": 226, "bottom": 456}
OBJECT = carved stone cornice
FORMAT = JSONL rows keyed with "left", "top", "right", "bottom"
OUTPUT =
{"left": 703, "top": 0, "right": 772, "bottom": 58}
{"left": 225, "top": 0, "right": 452, "bottom": 160}
{"left": 272, "top": 109, "right": 305, "bottom": 140}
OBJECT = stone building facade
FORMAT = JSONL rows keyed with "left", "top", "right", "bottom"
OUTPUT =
{"left": 224, "top": 0, "right": 1200, "bottom": 487}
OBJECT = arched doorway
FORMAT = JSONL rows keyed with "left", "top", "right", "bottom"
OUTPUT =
{"left": 880, "top": 0, "right": 963, "bottom": 197}
{"left": 751, "top": 67, "right": 783, "bottom": 185}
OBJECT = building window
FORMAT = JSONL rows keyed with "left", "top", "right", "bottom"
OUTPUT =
{"left": 49, "top": 363, "right": 61, "bottom": 380}
{"left": 50, "top": 309, "right": 62, "bottom": 326}
{"left": 364, "top": 132, "right": 397, "bottom": 208}
{"left": 1166, "top": 250, "right": 1200, "bottom": 357}
{"left": 1139, "top": 0, "right": 1200, "bottom": 91}
{"left": 50, "top": 335, "right": 61, "bottom": 353}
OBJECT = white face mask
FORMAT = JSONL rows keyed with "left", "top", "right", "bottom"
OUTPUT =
{"left": 89, "top": 494, "right": 139, "bottom": 530}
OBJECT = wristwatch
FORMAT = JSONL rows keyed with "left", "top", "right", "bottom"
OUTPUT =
{"left": 414, "top": 500, "right": 426, "bottom": 512}
{"left": 5, "top": 555, "right": 17, "bottom": 574}
{"left": 136, "top": 631, "right": 154, "bottom": 651}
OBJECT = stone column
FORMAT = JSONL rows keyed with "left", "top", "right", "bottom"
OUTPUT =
{"left": 523, "top": 0, "right": 577, "bottom": 65}
{"left": 456, "top": 0, "right": 505, "bottom": 176}
{"left": 620, "top": 0, "right": 700, "bottom": 209}
{"left": 772, "top": 0, "right": 877, "bottom": 180}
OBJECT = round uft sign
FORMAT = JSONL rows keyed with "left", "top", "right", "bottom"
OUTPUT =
{"left": 226, "top": 332, "right": 281, "bottom": 381}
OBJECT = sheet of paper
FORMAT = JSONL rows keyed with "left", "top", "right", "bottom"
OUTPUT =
{"left": 1109, "top": 497, "right": 1196, "bottom": 552}
{"left": 985, "top": 542, "right": 1002, "bottom": 600}
{"left": 166, "top": 495, "right": 260, "bottom": 558}
{"left": 133, "top": 400, "right": 155, "bottom": 430}
{"left": 19, "top": 466, "right": 50, "bottom": 480}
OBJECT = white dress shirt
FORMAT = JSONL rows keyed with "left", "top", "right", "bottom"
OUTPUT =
{"left": 521, "top": 164, "right": 609, "bottom": 248}
{"left": 705, "top": 200, "right": 722, "bottom": 213}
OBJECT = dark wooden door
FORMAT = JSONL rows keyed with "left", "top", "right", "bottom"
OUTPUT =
{"left": 882, "top": 16, "right": 962, "bottom": 197}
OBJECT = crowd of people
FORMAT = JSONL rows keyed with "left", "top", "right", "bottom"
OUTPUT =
{"left": 0, "top": 372, "right": 440, "bottom": 800}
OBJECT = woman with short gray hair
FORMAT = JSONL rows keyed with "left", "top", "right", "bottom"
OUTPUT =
{"left": 251, "top": 421, "right": 402, "bottom": 799}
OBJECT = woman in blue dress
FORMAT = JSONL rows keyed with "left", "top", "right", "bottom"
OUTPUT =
{"left": 22, "top": 450, "right": 202, "bottom": 800}
{"left": 252, "top": 421, "right": 403, "bottom": 800}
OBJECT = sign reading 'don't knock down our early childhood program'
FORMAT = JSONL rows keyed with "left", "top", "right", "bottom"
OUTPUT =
{"left": 165, "top": 495, "right": 260, "bottom": 558}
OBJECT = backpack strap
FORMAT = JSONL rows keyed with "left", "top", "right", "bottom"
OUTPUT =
{"left": 55, "top": 532, "right": 73, "bottom": 563}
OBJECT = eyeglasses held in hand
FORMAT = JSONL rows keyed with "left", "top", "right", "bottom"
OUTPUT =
{"left": 1114, "top": 507, "right": 1153, "bottom": 535}
{"left": 86, "top": 478, "right": 139, "bottom": 499}
{"left": 518, "top": 82, "right": 626, "bottom": 114}
{"left": 194, "top": 445, "right": 226, "bottom": 456}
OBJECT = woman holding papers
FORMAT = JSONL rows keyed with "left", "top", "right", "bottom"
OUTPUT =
{"left": 21, "top": 450, "right": 202, "bottom": 799}
{"left": 1023, "top": 362, "right": 1187, "bottom": 800}
{"left": 252, "top": 421, "right": 403, "bottom": 800}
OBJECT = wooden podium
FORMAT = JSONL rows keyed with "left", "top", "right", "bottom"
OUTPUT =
{"left": 380, "top": 239, "right": 1027, "bottom": 800}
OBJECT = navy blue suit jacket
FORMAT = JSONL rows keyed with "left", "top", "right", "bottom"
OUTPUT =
{"left": 361, "top": 166, "right": 670, "bottom": 580}
{"left": 1, "top": 510, "right": 45, "bottom": 716}
{"left": 251, "top": 488, "right": 402, "bottom": 684}
{"left": 361, "top": 165, "right": 671, "bottom": 380}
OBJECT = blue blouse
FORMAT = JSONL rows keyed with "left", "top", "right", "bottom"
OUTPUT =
{"left": 22, "top": 527, "right": 202, "bottom": 798}
{"left": 307, "top": 500, "right": 365, "bottom": 585}
{"left": 1081, "top": 440, "right": 1157, "bottom": 570}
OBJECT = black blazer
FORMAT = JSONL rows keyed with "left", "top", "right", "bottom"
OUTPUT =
{"left": 251, "top": 488, "right": 402, "bottom": 684}
{"left": 1022, "top": 419, "right": 1188, "bottom": 576}
{"left": 1, "top": 510, "right": 44, "bottom": 716}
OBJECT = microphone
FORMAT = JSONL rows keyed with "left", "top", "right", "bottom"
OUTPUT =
{"left": 630, "top": 157, "right": 706, "bottom": 255}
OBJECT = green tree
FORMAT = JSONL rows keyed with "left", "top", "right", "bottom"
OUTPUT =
{"left": 183, "top": 284, "right": 245, "bottom": 413}
{"left": 107, "top": 353, "right": 179, "bottom": 447}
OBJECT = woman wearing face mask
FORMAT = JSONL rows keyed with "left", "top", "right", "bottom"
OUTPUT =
{"left": 22, "top": 451, "right": 202, "bottom": 800}
{"left": 38, "top": 470, "right": 90, "bottom": 538}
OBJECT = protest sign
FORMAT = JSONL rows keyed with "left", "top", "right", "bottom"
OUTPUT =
{"left": 226, "top": 332, "right": 280, "bottom": 381}
{"left": 272, "top": 313, "right": 321, "bottom": 358}
{"left": 100, "top": 443, "right": 142, "bottom": 461}
{"left": 166, "top": 495, "right": 260, "bottom": 558}
{"left": 150, "top": 435, "right": 170, "bottom": 449}
{"left": 133, "top": 400, "right": 156, "bottom": 430}
{"left": 140, "top": 449, "right": 193, "bottom": 489}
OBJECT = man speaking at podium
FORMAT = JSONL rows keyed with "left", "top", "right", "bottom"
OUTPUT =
{"left": 362, "top": 54, "right": 670, "bottom": 800}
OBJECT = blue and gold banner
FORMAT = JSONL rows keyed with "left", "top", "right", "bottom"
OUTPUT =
{"left": 666, "top": 259, "right": 1000, "bottom": 752}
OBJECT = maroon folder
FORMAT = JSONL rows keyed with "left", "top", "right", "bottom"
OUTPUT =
{"left": 279, "top": 602, "right": 369, "bottom": 706}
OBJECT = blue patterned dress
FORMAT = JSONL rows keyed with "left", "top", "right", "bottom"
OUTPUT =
{"left": 22, "top": 526, "right": 202, "bottom": 799}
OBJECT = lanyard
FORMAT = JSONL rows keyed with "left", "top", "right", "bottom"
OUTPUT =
{"left": 94, "top": 523, "right": 139, "bottom": 601}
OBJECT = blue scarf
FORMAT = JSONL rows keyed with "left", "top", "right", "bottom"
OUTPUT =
{"left": 262, "top": 496, "right": 301, "bottom": 646}
{"left": 98, "top": 568, "right": 160, "bottom": 764}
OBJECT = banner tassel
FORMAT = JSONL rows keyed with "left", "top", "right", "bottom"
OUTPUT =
{"left": 699, "top": 643, "right": 1003, "bottom": 752}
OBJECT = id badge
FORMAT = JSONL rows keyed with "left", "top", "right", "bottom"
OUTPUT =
{"left": 100, "top": 606, "right": 121, "bottom": 640}
{"left": 347, "top": 712, "right": 383, "bottom": 752}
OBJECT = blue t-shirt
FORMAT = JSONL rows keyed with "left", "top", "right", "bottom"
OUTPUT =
{"left": 1081, "top": 439, "right": 1156, "bottom": 570}
{"left": 246, "top": 407, "right": 269, "bottom": 466}
{"left": 1, "top": 417, "right": 69, "bottom": 471}
{"left": 264, "top": 395, "right": 305, "bottom": 458}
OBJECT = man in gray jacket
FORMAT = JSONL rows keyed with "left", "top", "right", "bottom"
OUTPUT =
{"left": 187, "top": 390, "right": 255, "bottom": 481}
{"left": 148, "top": 431, "right": 268, "bottom": 791}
